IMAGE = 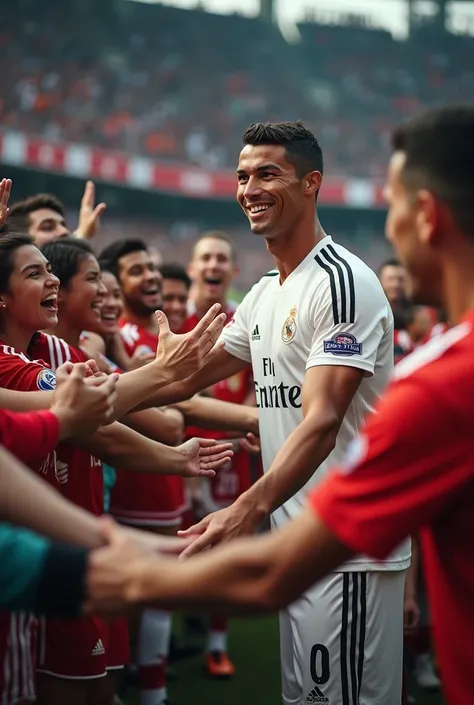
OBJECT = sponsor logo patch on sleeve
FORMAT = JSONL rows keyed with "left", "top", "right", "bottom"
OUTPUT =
{"left": 36, "top": 368, "right": 57, "bottom": 391}
{"left": 323, "top": 333, "right": 362, "bottom": 356}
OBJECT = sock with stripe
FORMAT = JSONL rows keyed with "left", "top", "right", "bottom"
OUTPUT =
{"left": 138, "top": 609, "right": 172, "bottom": 705}
{"left": 207, "top": 616, "right": 228, "bottom": 653}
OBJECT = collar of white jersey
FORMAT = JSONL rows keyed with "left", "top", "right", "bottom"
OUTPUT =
{"left": 275, "top": 235, "right": 333, "bottom": 287}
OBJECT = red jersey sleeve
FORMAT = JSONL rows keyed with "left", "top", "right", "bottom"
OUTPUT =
{"left": 0, "top": 409, "right": 60, "bottom": 465}
{"left": 310, "top": 375, "right": 474, "bottom": 560}
{"left": 0, "top": 346, "right": 56, "bottom": 392}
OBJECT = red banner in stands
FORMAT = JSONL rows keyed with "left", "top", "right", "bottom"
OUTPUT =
{"left": 0, "top": 130, "right": 385, "bottom": 208}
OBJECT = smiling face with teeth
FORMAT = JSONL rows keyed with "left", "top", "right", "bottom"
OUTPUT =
{"left": 56, "top": 253, "right": 107, "bottom": 334}
{"left": 188, "top": 235, "right": 237, "bottom": 307}
{"left": 236, "top": 144, "right": 315, "bottom": 242}
{"left": 235, "top": 127, "right": 323, "bottom": 255}
{"left": 0, "top": 241, "right": 60, "bottom": 343}
{"left": 117, "top": 250, "right": 162, "bottom": 317}
{"left": 98, "top": 270, "right": 124, "bottom": 335}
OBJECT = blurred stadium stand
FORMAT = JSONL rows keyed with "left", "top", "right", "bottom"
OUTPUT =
{"left": 0, "top": 0, "right": 469, "bottom": 288}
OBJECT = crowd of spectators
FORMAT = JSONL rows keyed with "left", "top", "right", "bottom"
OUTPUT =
{"left": 1, "top": 0, "right": 471, "bottom": 179}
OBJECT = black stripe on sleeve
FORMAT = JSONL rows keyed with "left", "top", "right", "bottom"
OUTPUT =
{"left": 263, "top": 270, "right": 279, "bottom": 277}
{"left": 327, "top": 244, "right": 356, "bottom": 323}
{"left": 340, "top": 573, "right": 350, "bottom": 705}
{"left": 357, "top": 573, "right": 367, "bottom": 697}
{"left": 315, "top": 255, "right": 340, "bottom": 325}
{"left": 350, "top": 573, "right": 360, "bottom": 705}
{"left": 321, "top": 248, "right": 348, "bottom": 323}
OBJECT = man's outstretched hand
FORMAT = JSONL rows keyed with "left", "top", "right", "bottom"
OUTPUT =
{"left": 177, "top": 498, "right": 259, "bottom": 558}
{"left": 177, "top": 438, "right": 234, "bottom": 478}
{"left": 154, "top": 306, "right": 226, "bottom": 381}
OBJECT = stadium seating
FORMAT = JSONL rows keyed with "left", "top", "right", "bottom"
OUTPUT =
{"left": 1, "top": 0, "right": 471, "bottom": 179}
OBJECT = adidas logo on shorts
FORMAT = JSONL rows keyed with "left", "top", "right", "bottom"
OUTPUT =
{"left": 305, "top": 686, "right": 329, "bottom": 703}
{"left": 92, "top": 639, "right": 105, "bottom": 656}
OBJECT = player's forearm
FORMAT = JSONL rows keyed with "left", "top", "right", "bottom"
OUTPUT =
{"left": 238, "top": 415, "right": 338, "bottom": 522}
{"left": 0, "top": 447, "right": 103, "bottom": 548}
{"left": 80, "top": 422, "right": 186, "bottom": 476}
{"left": 174, "top": 396, "right": 259, "bottom": 435}
{"left": 0, "top": 388, "right": 53, "bottom": 412}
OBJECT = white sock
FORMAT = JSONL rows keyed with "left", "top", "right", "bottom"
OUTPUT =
{"left": 138, "top": 609, "right": 172, "bottom": 705}
{"left": 140, "top": 687, "right": 167, "bottom": 705}
{"left": 207, "top": 630, "right": 227, "bottom": 653}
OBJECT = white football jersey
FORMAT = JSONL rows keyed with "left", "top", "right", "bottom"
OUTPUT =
{"left": 221, "top": 236, "right": 410, "bottom": 571}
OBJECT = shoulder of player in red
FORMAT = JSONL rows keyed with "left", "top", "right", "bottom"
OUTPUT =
{"left": 0, "top": 336, "right": 56, "bottom": 392}
{"left": 30, "top": 331, "right": 87, "bottom": 367}
{"left": 30, "top": 333, "right": 105, "bottom": 514}
{"left": 118, "top": 317, "right": 157, "bottom": 356}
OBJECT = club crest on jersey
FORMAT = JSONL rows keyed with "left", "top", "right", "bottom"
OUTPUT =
{"left": 36, "top": 368, "right": 56, "bottom": 391}
{"left": 282, "top": 306, "right": 297, "bottom": 344}
{"left": 324, "top": 332, "right": 362, "bottom": 356}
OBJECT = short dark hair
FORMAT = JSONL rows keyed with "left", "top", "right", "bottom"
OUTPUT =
{"left": 6, "top": 194, "right": 66, "bottom": 232}
{"left": 242, "top": 120, "right": 324, "bottom": 201}
{"left": 159, "top": 263, "right": 191, "bottom": 289}
{"left": 378, "top": 258, "right": 404, "bottom": 275}
{"left": 392, "top": 105, "right": 474, "bottom": 236}
{"left": 41, "top": 237, "right": 94, "bottom": 289}
{"left": 192, "top": 231, "right": 236, "bottom": 263}
{"left": 99, "top": 239, "right": 148, "bottom": 281}
{"left": 0, "top": 231, "right": 35, "bottom": 293}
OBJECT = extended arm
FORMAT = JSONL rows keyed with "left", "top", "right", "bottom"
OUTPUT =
{"left": 86, "top": 509, "right": 353, "bottom": 615}
{"left": 179, "top": 365, "right": 363, "bottom": 555}
{"left": 173, "top": 394, "right": 258, "bottom": 435}
{"left": 78, "top": 421, "right": 233, "bottom": 478}
{"left": 140, "top": 348, "right": 248, "bottom": 409}
{"left": 0, "top": 445, "right": 103, "bottom": 548}
{"left": 124, "top": 407, "right": 184, "bottom": 446}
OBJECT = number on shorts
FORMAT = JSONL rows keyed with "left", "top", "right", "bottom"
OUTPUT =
{"left": 310, "top": 644, "right": 330, "bottom": 686}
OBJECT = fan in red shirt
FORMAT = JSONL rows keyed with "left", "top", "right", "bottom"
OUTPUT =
{"left": 86, "top": 106, "right": 474, "bottom": 705}
{"left": 98, "top": 240, "right": 186, "bottom": 529}
{"left": 0, "top": 231, "right": 124, "bottom": 705}
{"left": 183, "top": 233, "right": 259, "bottom": 678}
{"left": 29, "top": 237, "right": 128, "bottom": 705}
{"left": 97, "top": 239, "right": 183, "bottom": 705}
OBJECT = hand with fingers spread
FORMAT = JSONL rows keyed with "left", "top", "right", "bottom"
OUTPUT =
{"left": 0, "top": 178, "right": 12, "bottom": 228}
{"left": 75, "top": 181, "right": 107, "bottom": 240}
{"left": 177, "top": 498, "right": 258, "bottom": 558}
{"left": 154, "top": 304, "right": 226, "bottom": 380}
{"left": 177, "top": 438, "right": 234, "bottom": 478}
{"left": 51, "top": 363, "right": 119, "bottom": 438}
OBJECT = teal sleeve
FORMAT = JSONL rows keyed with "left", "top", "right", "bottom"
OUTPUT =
{"left": 0, "top": 523, "right": 50, "bottom": 611}
{"left": 103, "top": 464, "right": 117, "bottom": 514}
